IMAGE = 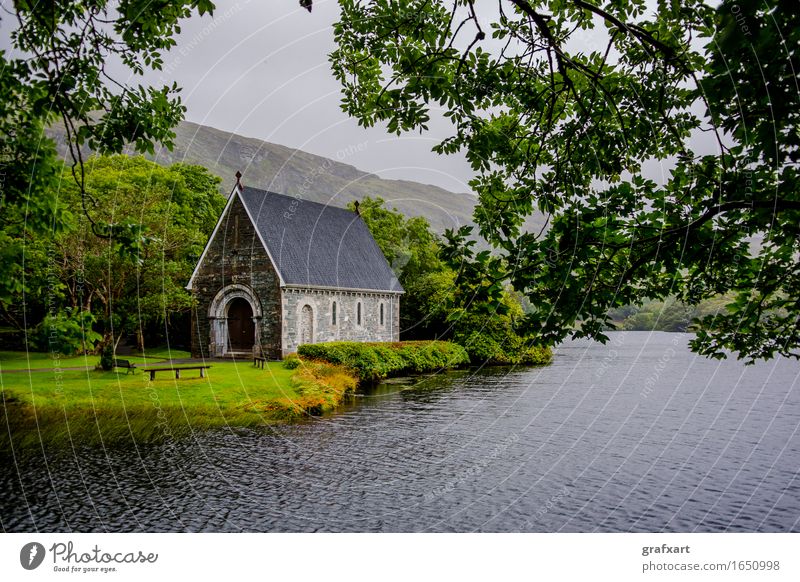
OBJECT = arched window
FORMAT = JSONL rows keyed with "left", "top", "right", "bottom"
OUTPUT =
{"left": 380, "top": 303, "right": 384, "bottom": 326}
{"left": 300, "top": 304, "right": 313, "bottom": 345}
{"left": 357, "top": 302, "right": 362, "bottom": 326}
{"left": 332, "top": 301, "right": 337, "bottom": 325}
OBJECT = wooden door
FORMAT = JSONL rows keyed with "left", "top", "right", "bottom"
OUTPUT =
{"left": 228, "top": 298, "right": 255, "bottom": 350}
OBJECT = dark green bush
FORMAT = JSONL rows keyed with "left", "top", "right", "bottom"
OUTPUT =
{"left": 454, "top": 330, "right": 552, "bottom": 366}
{"left": 450, "top": 293, "right": 553, "bottom": 367}
{"left": 100, "top": 344, "right": 115, "bottom": 371}
{"left": 297, "top": 341, "right": 470, "bottom": 382}
{"left": 282, "top": 353, "right": 301, "bottom": 369}
{"left": 31, "top": 308, "right": 102, "bottom": 356}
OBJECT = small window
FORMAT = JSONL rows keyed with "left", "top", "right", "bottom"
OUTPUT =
{"left": 234, "top": 215, "right": 240, "bottom": 248}
{"left": 357, "top": 302, "right": 362, "bottom": 326}
{"left": 332, "top": 301, "right": 337, "bottom": 325}
{"left": 380, "top": 303, "right": 384, "bottom": 326}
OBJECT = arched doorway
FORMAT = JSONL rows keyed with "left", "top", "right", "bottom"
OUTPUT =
{"left": 227, "top": 297, "right": 255, "bottom": 351}
{"left": 300, "top": 304, "right": 313, "bottom": 345}
{"left": 207, "top": 284, "right": 262, "bottom": 357}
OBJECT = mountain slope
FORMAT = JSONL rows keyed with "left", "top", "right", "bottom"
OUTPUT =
{"left": 48, "top": 120, "right": 497, "bottom": 234}
{"left": 49, "top": 120, "right": 548, "bottom": 236}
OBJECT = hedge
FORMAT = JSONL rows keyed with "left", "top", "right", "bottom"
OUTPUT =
{"left": 296, "top": 340, "right": 470, "bottom": 382}
{"left": 455, "top": 331, "right": 553, "bottom": 366}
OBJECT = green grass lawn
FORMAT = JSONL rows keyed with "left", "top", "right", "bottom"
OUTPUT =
{"left": 0, "top": 359, "right": 307, "bottom": 450}
{"left": 133, "top": 347, "right": 192, "bottom": 360}
{"left": 0, "top": 349, "right": 189, "bottom": 371}
{"left": 0, "top": 350, "right": 101, "bottom": 371}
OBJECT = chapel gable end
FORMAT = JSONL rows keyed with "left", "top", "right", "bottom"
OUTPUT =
{"left": 189, "top": 190, "right": 282, "bottom": 359}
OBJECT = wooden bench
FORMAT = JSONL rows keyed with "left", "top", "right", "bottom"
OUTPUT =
{"left": 114, "top": 359, "right": 137, "bottom": 374}
{"left": 253, "top": 345, "right": 267, "bottom": 369}
{"left": 146, "top": 365, "right": 211, "bottom": 381}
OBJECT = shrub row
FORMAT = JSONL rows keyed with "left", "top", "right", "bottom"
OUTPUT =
{"left": 455, "top": 331, "right": 553, "bottom": 366}
{"left": 297, "top": 341, "right": 470, "bottom": 383}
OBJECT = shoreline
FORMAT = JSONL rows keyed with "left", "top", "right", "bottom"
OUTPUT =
{"left": 0, "top": 358, "right": 358, "bottom": 452}
{"left": 0, "top": 340, "right": 551, "bottom": 452}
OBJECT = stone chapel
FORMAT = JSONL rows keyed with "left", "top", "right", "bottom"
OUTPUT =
{"left": 187, "top": 176, "right": 403, "bottom": 359}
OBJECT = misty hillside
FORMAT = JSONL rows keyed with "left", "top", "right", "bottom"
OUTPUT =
{"left": 47, "top": 120, "right": 547, "bottom": 236}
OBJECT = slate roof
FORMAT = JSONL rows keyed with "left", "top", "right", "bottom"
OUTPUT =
{"left": 238, "top": 186, "right": 403, "bottom": 293}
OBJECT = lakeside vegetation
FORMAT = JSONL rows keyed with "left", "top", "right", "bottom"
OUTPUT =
{"left": 607, "top": 296, "right": 738, "bottom": 333}
{"left": 0, "top": 190, "right": 556, "bottom": 452}
{"left": 352, "top": 198, "right": 555, "bottom": 361}
{"left": 0, "top": 187, "right": 557, "bottom": 448}
{"left": 297, "top": 341, "right": 471, "bottom": 383}
{"left": 0, "top": 353, "right": 355, "bottom": 451}
{"left": 0, "top": 340, "right": 477, "bottom": 451}
{"left": 0, "top": 1, "right": 794, "bottom": 379}
{"left": 3, "top": 334, "right": 552, "bottom": 450}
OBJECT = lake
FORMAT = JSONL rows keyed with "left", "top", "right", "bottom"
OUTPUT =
{"left": 2, "top": 332, "right": 798, "bottom": 532}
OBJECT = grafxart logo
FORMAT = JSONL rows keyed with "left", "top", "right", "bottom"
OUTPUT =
{"left": 20, "top": 542, "right": 46, "bottom": 570}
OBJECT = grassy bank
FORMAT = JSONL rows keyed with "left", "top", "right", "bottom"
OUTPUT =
{"left": 1, "top": 338, "right": 548, "bottom": 452}
{"left": 0, "top": 353, "right": 357, "bottom": 451}
{"left": 297, "top": 340, "right": 471, "bottom": 383}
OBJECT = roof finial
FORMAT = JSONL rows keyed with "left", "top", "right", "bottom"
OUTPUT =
{"left": 235, "top": 170, "right": 243, "bottom": 190}
{"left": 353, "top": 200, "right": 360, "bottom": 216}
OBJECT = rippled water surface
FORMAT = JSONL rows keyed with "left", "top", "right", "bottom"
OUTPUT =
{"left": 2, "top": 332, "right": 799, "bottom": 532}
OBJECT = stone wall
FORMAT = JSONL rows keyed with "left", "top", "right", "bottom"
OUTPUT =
{"left": 190, "top": 195, "right": 283, "bottom": 359}
{"left": 281, "top": 288, "right": 401, "bottom": 356}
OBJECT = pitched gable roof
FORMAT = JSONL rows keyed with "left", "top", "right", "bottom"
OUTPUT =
{"left": 233, "top": 186, "right": 403, "bottom": 293}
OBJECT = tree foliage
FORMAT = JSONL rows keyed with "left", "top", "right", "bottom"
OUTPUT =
{"left": 351, "top": 196, "right": 551, "bottom": 364}
{"left": 51, "top": 155, "right": 224, "bottom": 349}
{"left": 30, "top": 308, "right": 102, "bottom": 356}
{"left": 348, "top": 196, "right": 452, "bottom": 338}
{"left": 450, "top": 291, "right": 552, "bottom": 366}
{"left": 330, "top": 0, "right": 799, "bottom": 362}
{"left": 1, "top": 155, "right": 224, "bottom": 352}
{"left": 0, "top": 0, "right": 216, "bottom": 306}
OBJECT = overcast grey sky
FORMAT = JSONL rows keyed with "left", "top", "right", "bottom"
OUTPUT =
{"left": 141, "top": 0, "right": 476, "bottom": 193}
{"left": 0, "top": 0, "right": 714, "bottom": 193}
